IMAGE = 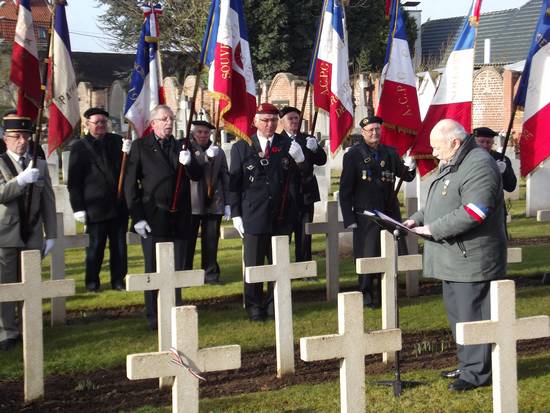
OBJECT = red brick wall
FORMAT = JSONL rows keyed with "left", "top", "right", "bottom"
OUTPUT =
{"left": 472, "top": 66, "right": 504, "bottom": 132}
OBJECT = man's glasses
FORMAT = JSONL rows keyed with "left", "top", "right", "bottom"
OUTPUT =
{"left": 4, "top": 134, "right": 30, "bottom": 141}
{"left": 88, "top": 120, "right": 108, "bottom": 125}
{"left": 258, "top": 118, "right": 278, "bottom": 124}
{"left": 363, "top": 127, "right": 381, "bottom": 134}
{"left": 154, "top": 117, "right": 175, "bottom": 123}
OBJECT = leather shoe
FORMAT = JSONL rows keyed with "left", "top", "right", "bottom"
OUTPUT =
{"left": 440, "top": 368, "right": 461, "bottom": 379}
{"left": 112, "top": 282, "right": 125, "bottom": 291}
{"left": 86, "top": 282, "right": 99, "bottom": 292}
{"left": 448, "top": 378, "right": 478, "bottom": 391}
{"left": 0, "top": 337, "right": 20, "bottom": 351}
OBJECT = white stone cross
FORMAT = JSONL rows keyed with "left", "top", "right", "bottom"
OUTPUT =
{"left": 456, "top": 280, "right": 549, "bottom": 413}
{"left": 0, "top": 250, "right": 75, "bottom": 402}
{"left": 300, "top": 292, "right": 401, "bottom": 413}
{"left": 245, "top": 235, "right": 317, "bottom": 377}
{"left": 305, "top": 200, "right": 352, "bottom": 301}
{"left": 49, "top": 212, "right": 89, "bottom": 326}
{"left": 126, "top": 242, "right": 204, "bottom": 387}
{"left": 52, "top": 184, "right": 77, "bottom": 235}
{"left": 355, "top": 230, "right": 422, "bottom": 363}
{"left": 127, "top": 306, "right": 241, "bottom": 413}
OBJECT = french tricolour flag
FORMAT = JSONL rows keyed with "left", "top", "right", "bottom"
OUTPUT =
{"left": 412, "top": 0, "right": 482, "bottom": 176}
{"left": 515, "top": 0, "right": 550, "bottom": 177}
{"left": 47, "top": 1, "right": 79, "bottom": 155}
{"left": 203, "top": 0, "right": 257, "bottom": 141}
{"left": 10, "top": 0, "right": 41, "bottom": 121}
{"left": 377, "top": 0, "right": 421, "bottom": 157}
{"left": 310, "top": 0, "right": 353, "bottom": 154}
{"left": 125, "top": 3, "right": 164, "bottom": 138}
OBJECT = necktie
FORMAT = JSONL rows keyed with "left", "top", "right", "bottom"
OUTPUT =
{"left": 265, "top": 140, "right": 271, "bottom": 159}
{"left": 19, "top": 156, "right": 27, "bottom": 170}
{"left": 161, "top": 139, "right": 170, "bottom": 155}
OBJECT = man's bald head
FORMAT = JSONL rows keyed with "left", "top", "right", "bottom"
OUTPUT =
{"left": 430, "top": 119, "right": 468, "bottom": 163}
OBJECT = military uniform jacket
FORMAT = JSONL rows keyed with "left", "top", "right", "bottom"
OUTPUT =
{"left": 410, "top": 136, "right": 507, "bottom": 282}
{"left": 280, "top": 130, "right": 327, "bottom": 207}
{"left": 229, "top": 133, "right": 300, "bottom": 235}
{"left": 339, "top": 142, "right": 415, "bottom": 228}
{"left": 189, "top": 140, "right": 230, "bottom": 215}
{"left": 124, "top": 134, "right": 202, "bottom": 238}
{"left": 67, "top": 133, "right": 127, "bottom": 224}
{"left": 489, "top": 150, "right": 517, "bottom": 193}
{"left": 0, "top": 154, "right": 56, "bottom": 249}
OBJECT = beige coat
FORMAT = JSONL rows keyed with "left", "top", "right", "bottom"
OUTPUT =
{"left": 0, "top": 155, "right": 57, "bottom": 249}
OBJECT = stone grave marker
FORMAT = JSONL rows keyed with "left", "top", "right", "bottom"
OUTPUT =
{"left": 49, "top": 212, "right": 89, "bottom": 325}
{"left": 0, "top": 250, "right": 75, "bottom": 402}
{"left": 305, "top": 200, "right": 352, "bottom": 301}
{"left": 245, "top": 235, "right": 317, "bottom": 377}
{"left": 456, "top": 280, "right": 550, "bottom": 413}
{"left": 126, "top": 242, "right": 204, "bottom": 387}
{"left": 127, "top": 306, "right": 241, "bottom": 413}
{"left": 355, "top": 230, "right": 422, "bottom": 363}
{"left": 300, "top": 292, "right": 402, "bottom": 413}
{"left": 52, "top": 184, "right": 76, "bottom": 235}
{"left": 61, "top": 151, "right": 70, "bottom": 184}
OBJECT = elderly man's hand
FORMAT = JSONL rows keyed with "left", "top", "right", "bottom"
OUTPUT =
{"left": 402, "top": 219, "right": 417, "bottom": 228}
{"left": 413, "top": 225, "right": 431, "bottom": 236}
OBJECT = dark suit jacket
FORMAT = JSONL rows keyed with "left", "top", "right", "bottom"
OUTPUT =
{"left": 339, "top": 142, "right": 415, "bottom": 227}
{"left": 280, "top": 130, "right": 327, "bottom": 207}
{"left": 124, "top": 134, "right": 202, "bottom": 238}
{"left": 67, "top": 133, "right": 127, "bottom": 224}
{"left": 229, "top": 133, "right": 298, "bottom": 235}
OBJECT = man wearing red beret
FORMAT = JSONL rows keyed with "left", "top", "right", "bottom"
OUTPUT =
{"left": 229, "top": 103, "right": 306, "bottom": 321}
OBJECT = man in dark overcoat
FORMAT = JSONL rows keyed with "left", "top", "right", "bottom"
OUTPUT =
{"left": 339, "top": 116, "right": 415, "bottom": 308}
{"left": 229, "top": 103, "right": 306, "bottom": 321}
{"left": 68, "top": 107, "right": 129, "bottom": 292}
{"left": 187, "top": 120, "right": 230, "bottom": 284}
{"left": 124, "top": 104, "right": 202, "bottom": 330}
{"left": 279, "top": 106, "right": 327, "bottom": 263}
{"left": 404, "top": 119, "right": 507, "bottom": 391}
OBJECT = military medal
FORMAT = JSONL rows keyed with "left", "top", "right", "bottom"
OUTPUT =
{"left": 195, "top": 150, "right": 201, "bottom": 157}
{"left": 259, "top": 151, "right": 269, "bottom": 166}
{"left": 247, "top": 164, "right": 254, "bottom": 171}
{"left": 380, "top": 160, "right": 385, "bottom": 168}
{"left": 362, "top": 170, "right": 367, "bottom": 180}
{"left": 442, "top": 179, "right": 450, "bottom": 196}
{"left": 364, "top": 156, "right": 372, "bottom": 164}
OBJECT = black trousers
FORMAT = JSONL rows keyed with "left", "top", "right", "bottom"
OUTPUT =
{"left": 443, "top": 280, "right": 492, "bottom": 386}
{"left": 353, "top": 214, "right": 407, "bottom": 305}
{"left": 243, "top": 234, "right": 274, "bottom": 314}
{"left": 292, "top": 204, "right": 314, "bottom": 262}
{"left": 187, "top": 214, "right": 222, "bottom": 282}
{"left": 141, "top": 236, "right": 190, "bottom": 327}
{"left": 85, "top": 215, "right": 128, "bottom": 288}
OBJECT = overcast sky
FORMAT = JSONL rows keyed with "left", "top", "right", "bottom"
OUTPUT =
{"left": 67, "top": 0, "right": 531, "bottom": 53}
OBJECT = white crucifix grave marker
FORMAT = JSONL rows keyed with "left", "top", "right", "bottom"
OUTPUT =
{"left": 49, "top": 212, "right": 89, "bottom": 326}
{"left": 305, "top": 200, "right": 352, "bottom": 301}
{"left": 0, "top": 250, "right": 75, "bottom": 402}
{"left": 127, "top": 306, "right": 241, "bottom": 413}
{"left": 356, "top": 230, "right": 422, "bottom": 363}
{"left": 456, "top": 280, "right": 549, "bottom": 413}
{"left": 126, "top": 242, "right": 204, "bottom": 387}
{"left": 245, "top": 235, "right": 317, "bottom": 377}
{"left": 52, "top": 184, "right": 77, "bottom": 235}
{"left": 300, "top": 292, "right": 402, "bottom": 413}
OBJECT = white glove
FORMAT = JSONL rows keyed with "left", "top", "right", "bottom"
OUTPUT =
{"left": 179, "top": 150, "right": 192, "bottom": 165}
{"left": 232, "top": 216, "right": 244, "bottom": 238}
{"left": 403, "top": 155, "right": 416, "bottom": 171}
{"left": 121, "top": 139, "right": 132, "bottom": 154}
{"left": 206, "top": 145, "right": 219, "bottom": 158}
{"left": 347, "top": 223, "right": 358, "bottom": 229}
{"left": 16, "top": 164, "right": 40, "bottom": 186}
{"left": 496, "top": 160, "right": 506, "bottom": 174}
{"left": 42, "top": 239, "right": 55, "bottom": 257}
{"left": 134, "top": 220, "right": 151, "bottom": 238}
{"left": 73, "top": 211, "right": 87, "bottom": 224}
{"left": 306, "top": 136, "right": 318, "bottom": 152}
{"left": 223, "top": 205, "right": 231, "bottom": 221}
{"left": 288, "top": 140, "right": 305, "bottom": 163}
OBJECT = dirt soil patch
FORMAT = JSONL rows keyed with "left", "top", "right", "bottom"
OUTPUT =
{"left": 1, "top": 331, "right": 548, "bottom": 413}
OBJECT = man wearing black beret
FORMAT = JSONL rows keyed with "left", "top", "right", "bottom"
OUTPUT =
{"left": 67, "top": 107, "right": 131, "bottom": 292}
{"left": 474, "top": 127, "right": 517, "bottom": 193}
{"left": 339, "top": 115, "right": 415, "bottom": 308}
{"left": 278, "top": 106, "right": 327, "bottom": 266}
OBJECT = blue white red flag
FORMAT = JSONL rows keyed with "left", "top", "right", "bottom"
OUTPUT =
{"left": 47, "top": 0, "right": 79, "bottom": 155}
{"left": 412, "top": 0, "right": 482, "bottom": 176}
{"left": 310, "top": 0, "right": 353, "bottom": 154}
{"left": 125, "top": 3, "right": 164, "bottom": 138}
{"left": 377, "top": 0, "right": 421, "bottom": 157}
{"left": 10, "top": 0, "right": 42, "bottom": 121}
{"left": 514, "top": 0, "right": 550, "bottom": 176}
{"left": 202, "top": 0, "right": 257, "bottom": 142}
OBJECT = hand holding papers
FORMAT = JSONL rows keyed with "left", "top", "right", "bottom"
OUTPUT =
{"left": 362, "top": 210, "right": 433, "bottom": 240}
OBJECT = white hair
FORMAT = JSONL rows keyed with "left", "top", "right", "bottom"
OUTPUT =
{"left": 431, "top": 119, "right": 468, "bottom": 142}
{"left": 150, "top": 104, "right": 174, "bottom": 120}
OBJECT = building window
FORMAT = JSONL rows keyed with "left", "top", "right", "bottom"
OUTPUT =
{"left": 38, "top": 27, "right": 47, "bottom": 40}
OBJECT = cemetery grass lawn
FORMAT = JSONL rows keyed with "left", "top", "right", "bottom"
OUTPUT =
{"left": 125, "top": 351, "right": 550, "bottom": 413}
